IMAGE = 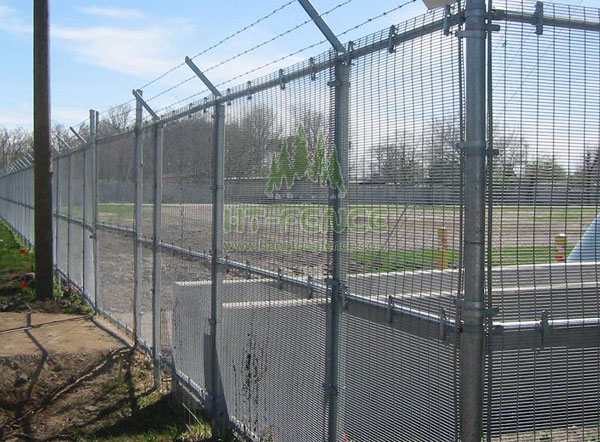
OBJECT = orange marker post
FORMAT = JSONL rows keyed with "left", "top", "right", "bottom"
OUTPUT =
{"left": 438, "top": 227, "right": 449, "bottom": 270}
{"left": 555, "top": 234, "right": 567, "bottom": 262}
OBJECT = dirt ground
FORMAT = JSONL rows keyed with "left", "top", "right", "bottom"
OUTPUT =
{"left": 0, "top": 312, "right": 215, "bottom": 442}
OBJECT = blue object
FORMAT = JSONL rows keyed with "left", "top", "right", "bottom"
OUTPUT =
{"left": 568, "top": 213, "right": 600, "bottom": 262}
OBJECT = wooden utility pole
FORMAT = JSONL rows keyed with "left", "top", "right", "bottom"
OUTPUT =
{"left": 33, "top": 0, "right": 53, "bottom": 299}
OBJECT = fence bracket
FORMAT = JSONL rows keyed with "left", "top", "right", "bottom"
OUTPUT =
{"left": 387, "top": 295, "right": 395, "bottom": 324}
{"left": 443, "top": 5, "right": 452, "bottom": 36}
{"left": 456, "top": 300, "right": 499, "bottom": 318}
{"left": 388, "top": 25, "right": 397, "bottom": 53}
{"left": 536, "top": 310, "right": 550, "bottom": 346}
{"left": 279, "top": 69, "right": 287, "bottom": 90}
{"left": 184, "top": 56, "right": 223, "bottom": 97}
{"left": 132, "top": 89, "right": 159, "bottom": 121}
{"left": 534, "top": 1, "right": 544, "bottom": 35}
{"left": 309, "top": 57, "right": 317, "bottom": 81}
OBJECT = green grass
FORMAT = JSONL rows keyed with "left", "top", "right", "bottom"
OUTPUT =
{"left": 0, "top": 220, "right": 34, "bottom": 276}
{"left": 351, "top": 245, "right": 572, "bottom": 273}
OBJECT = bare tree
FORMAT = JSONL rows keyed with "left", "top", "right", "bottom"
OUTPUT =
{"left": 370, "top": 140, "right": 421, "bottom": 185}
{"left": 98, "top": 103, "right": 133, "bottom": 136}
{"left": 0, "top": 127, "right": 33, "bottom": 168}
{"left": 225, "top": 106, "right": 280, "bottom": 179}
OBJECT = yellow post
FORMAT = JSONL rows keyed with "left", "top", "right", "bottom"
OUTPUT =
{"left": 555, "top": 234, "right": 567, "bottom": 262}
{"left": 438, "top": 227, "right": 449, "bottom": 270}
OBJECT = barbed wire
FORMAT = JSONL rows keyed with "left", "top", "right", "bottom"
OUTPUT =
{"left": 214, "top": 0, "right": 416, "bottom": 90}
{"left": 144, "top": 0, "right": 355, "bottom": 104}
{"left": 100, "top": 0, "right": 414, "bottom": 119}
{"left": 138, "top": 0, "right": 297, "bottom": 92}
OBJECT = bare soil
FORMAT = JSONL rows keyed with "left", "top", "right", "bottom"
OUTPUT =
{"left": 0, "top": 312, "right": 216, "bottom": 442}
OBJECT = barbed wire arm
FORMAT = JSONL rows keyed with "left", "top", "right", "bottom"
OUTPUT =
{"left": 131, "top": 89, "right": 160, "bottom": 122}
{"left": 297, "top": 0, "right": 346, "bottom": 53}
{"left": 69, "top": 127, "right": 86, "bottom": 144}
{"left": 184, "top": 57, "right": 222, "bottom": 97}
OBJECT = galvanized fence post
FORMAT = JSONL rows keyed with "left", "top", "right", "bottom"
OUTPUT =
{"left": 82, "top": 126, "right": 87, "bottom": 299}
{"left": 152, "top": 121, "right": 163, "bottom": 388}
{"left": 459, "top": 0, "right": 488, "bottom": 440}
{"left": 67, "top": 151, "right": 72, "bottom": 282}
{"left": 89, "top": 109, "right": 98, "bottom": 312}
{"left": 134, "top": 90, "right": 144, "bottom": 345}
{"left": 54, "top": 152, "right": 60, "bottom": 276}
{"left": 183, "top": 56, "right": 228, "bottom": 429}
{"left": 211, "top": 101, "right": 227, "bottom": 429}
{"left": 294, "top": 3, "right": 349, "bottom": 439}
{"left": 327, "top": 54, "right": 350, "bottom": 442}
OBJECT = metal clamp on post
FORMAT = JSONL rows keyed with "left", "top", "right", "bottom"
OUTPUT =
{"left": 387, "top": 295, "right": 395, "bottom": 324}
{"left": 459, "top": 140, "right": 499, "bottom": 158}
{"left": 455, "top": 299, "right": 499, "bottom": 318}
{"left": 439, "top": 307, "right": 449, "bottom": 341}
{"left": 279, "top": 69, "right": 286, "bottom": 90}
{"left": 387, "top": 25, "right": 397, "bottom": 53}
{"left": 245, "top": 260, "right": 251, "bottom": 279}
{"left": 247, "top": 81, "right": 252, "bottom": 100}
{"left": 341, "top": 283, "right": 348, "bottom": 310}
{"left": 309, "top": 57, "right": 317, "bottom": 81}
{"left": 203, "top": 97, "right": 208, "bottom": 114}
{"left": 534, "top": 1, "right": 544, "bottom": 35}
{"left": 443, "top": 5, "right": 451, "bottom": 36}
{"left": 307, "top": 275, "right": 314, "bottom": 300}
{"left": 456, "top": 8, "right": 500, "bottom": 39}
{"left": 535, "top": 310, "right": 550, "bottom": 346}
{"left": 277, "top": 267, "right": 283, "bottom": 290}
{"left": 226, "top": 89, "right": 232, "bottom": 106}
{"left": 346, "top": 41, "right": 354, "bottom": 63}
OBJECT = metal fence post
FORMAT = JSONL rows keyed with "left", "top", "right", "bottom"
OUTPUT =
{"left": 294, "top": 3, "right": 349, "bottom": 440}
{"left": 459, "top": 0, "right": 487, "bottom": 440}
{"left": 67, "top": 152, "right": 71, "bottom": 282}
{"left": 327, "top": 54, "right": 350, "bottom": 442}
{"left": 90, "top": 109, "right": 98, "bottom": 312}
{"left": 82, "top": 129, "right": 87, "bottom": 298}
{"left": 134, "top": 90, "right": 144, "bottom": 345}
{"left": 54, "top": 155, "right": 60, "bottom": 275}
{"left": 211, "top": 102, "right": 227, "bottom": 428}
{"left": 152, "top": 121, "right": 163, "bottom": 388}
{"left": 183, "top": 56, "right": 228, "bottom": 429}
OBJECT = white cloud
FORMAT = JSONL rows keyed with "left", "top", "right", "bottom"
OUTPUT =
{"left": 0, "top": 103, "right": 32, "bottom": 129}
{"left": 76, "top": 7, "right": 145, "bottom": 20}
{"left": 51, "top": 24, "right": 186, "bottom": 78}
{"left": 0, "top": 5, "right": 31, "bottom": 35}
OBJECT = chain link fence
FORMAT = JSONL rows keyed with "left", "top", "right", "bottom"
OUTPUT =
{"left": 1, "top": 1, "right": 599, "bottom": 440}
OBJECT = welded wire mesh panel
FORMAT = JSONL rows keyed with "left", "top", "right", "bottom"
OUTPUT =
{"left": 487, "top": 1, "right": 600, "bottom": 438}
{"left": 341, "top": 7, "right": 463, "bottom": 440}
{"left": 219, "top": 55, "right": 332, "bottom": 440}
{"left": 68, "top": 150, "right": 84, "bottom": 289}
{"left": 140, "top": 126, "right": 156, "bottom": 346}
{"left": 160, "top": 114, "right": 213, "bottom": 250}
{"left": 96, "top": 131, "right": 136, "bottom": 329}
{"left": 160, "top": 110, "right": 214, "bottom": 393}
{"left": 23, "top": 167, "right": 34, "bottom": 244}
{"left": 83, "top": 147, "right": 95, "bottom": 302}
{"left": 163, "top": 250, "right": 213, "bottom": 394}
{"left": 56, "top": 155, "right": 69, "bottom": 276}
{"left": 223, "top": 52, "right": 332, "bottom": 280}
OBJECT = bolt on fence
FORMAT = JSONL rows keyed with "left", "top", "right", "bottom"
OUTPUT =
{"left": 1, "top": 0, "right": 600, "bottom": 440}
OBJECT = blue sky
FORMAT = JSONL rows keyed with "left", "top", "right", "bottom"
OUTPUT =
{"left": 0, "top": 0, "right": 594, "bottom": 130}
{"left": 0, "top": 0, "right": 432, "bottom": 129}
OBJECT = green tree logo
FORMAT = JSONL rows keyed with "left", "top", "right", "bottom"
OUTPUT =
{"left": 265, "top": 124, "right": 345, "bottom": 196}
